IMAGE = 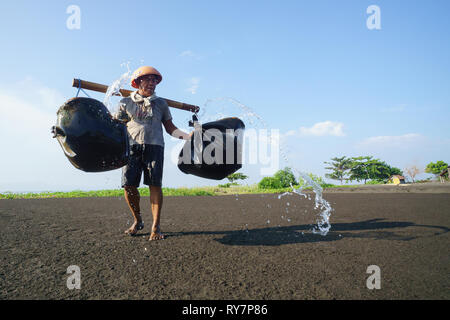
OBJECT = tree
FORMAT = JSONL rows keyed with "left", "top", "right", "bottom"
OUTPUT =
{"left": 388, "top": 166, "right": 403, "bottom": 176}
{"left": 258, "top": 167, "right": 298, "bottom": 189}
{"left": 425, "top": 161, "right": 448, "bottom": 179}
{"left": 380, "top": 163, "right": 403, "bottom": 181}
{"left": 273, "top": 167, "right": 298, "bottom": 187}
{"left": 349, "top": 156, "right": 403, "bottom": 183}
{"left": 348, "top": 156, "right": 375, "bottom": 184}
{"left": 324, "top": 156, "right": 352, "bottom": 184}
{"left": 258, "top": 177, "right": 283, "bottom": 189}
{"left": 257, "top": 168, "right": 325, "bottom": 190}
{"left": 404, "top": 165, "right": 421, "bottom": 183}
{"left": 226, "top": 172, "right": 248, "bottom": 185}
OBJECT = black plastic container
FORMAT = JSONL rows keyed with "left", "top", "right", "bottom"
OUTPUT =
{"left": 178, "top": 117, "right": 245, "bottom": 180}
{"left": 52, "top": 97, "right": 129, "bottom": 172}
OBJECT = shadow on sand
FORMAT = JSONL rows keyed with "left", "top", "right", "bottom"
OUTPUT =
{"left": 164, "top": 218, "right": 449, "bottom": 246}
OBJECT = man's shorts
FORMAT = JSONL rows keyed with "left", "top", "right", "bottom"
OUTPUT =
{"left": 122, "top": 144, "right": 164, "bottom": 187}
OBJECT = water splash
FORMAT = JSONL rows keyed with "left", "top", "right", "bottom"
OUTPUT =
{"left": 103, "top": 62, "right": 132, "bottom": 114}
{"left": 200, "top": 97, "right": 333, "bottom": 235}
{"left": 202, "top": 97, "right": 268, "bottom": 130}
{"left": 292, "top": 168, "right": 332, "bottom": 236}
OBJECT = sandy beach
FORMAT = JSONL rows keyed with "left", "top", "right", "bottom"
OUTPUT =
{"left": 1, "top": 183, "right": 449, "bottom": 300}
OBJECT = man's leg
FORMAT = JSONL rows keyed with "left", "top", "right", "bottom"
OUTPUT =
{"left": 149, "top": 185, "right": 164, "bottom": 240}
{"left": 124, "top": 186, "right": 144, "bottom": 235}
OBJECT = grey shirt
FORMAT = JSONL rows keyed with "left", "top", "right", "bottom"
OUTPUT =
{"left": 115, "top": 93, "right": 172, "bottom": 147}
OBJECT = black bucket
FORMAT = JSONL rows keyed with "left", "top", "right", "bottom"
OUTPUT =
{"left": 178, "top": 117, "right": 245, "bottom": 180}
{"left": 51, "top": 97, "right": 129, "bottom": 172}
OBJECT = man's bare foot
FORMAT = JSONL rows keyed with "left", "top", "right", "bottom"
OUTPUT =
{"left": 124, "top": 220, "right": 144, "bottom": 236}
{"left": 149, "top": 225, "right": 164, "bottom": 241}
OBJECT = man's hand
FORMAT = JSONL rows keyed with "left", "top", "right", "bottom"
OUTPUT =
{"left": 163, "top": 119, "right": 192, "bottom": 140}
{"left": 112, "top": 118, "right": 128, "bottom": 124}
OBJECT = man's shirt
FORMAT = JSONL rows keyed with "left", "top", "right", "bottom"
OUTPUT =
{"left": 115, "top": 91, "right": 172, "bottom": 147}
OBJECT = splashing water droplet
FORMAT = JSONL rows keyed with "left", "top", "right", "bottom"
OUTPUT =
{"left": 201, "top": 97, "right": 333, "bottom": 235}
{"left": 103, "top": 63, "right": 132, "bottom": 114}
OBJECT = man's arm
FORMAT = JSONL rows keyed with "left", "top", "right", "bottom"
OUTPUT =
{"left": 163, "top": 119, "right": 192, "bottom": 140}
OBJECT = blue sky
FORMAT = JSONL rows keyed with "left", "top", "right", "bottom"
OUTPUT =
{"left": 0, "top": 0, "right": 449, "bottom": 192}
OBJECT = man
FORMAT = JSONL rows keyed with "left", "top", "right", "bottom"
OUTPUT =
{"left": 115, "top": 66, "right": 192, "bottom": 240}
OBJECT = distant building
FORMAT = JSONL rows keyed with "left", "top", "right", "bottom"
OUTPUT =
{"left": 388, "top": 175, "right": 406, "bottom": 185}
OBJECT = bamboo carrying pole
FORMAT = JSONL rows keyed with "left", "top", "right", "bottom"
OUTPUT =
{"left": 72, "top": 78, "right": 200, "bottom": 113}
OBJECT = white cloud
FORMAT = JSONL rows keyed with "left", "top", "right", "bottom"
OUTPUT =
{"left": 186, "top": 77, "right": 200, "bottom": 94}
{"left": 179, "top": 50, "right": 202, "bottom": 60}
{"left": 284, "top": 130, "right": 297, "bottom": 137}
{"left": 0, "top": 89, "right": 55, "bottom": 137}
{"left": 299, "top": 121, "right": 345, "bottom": 137}
{"left": 0, "top": 83, "right": 65, "bottom": 191}
{"left": 180, "top": 50, "right": 194, "bottom": 57}
{"left": 357, "top": 133, "right": 425, "bottom": 148}
{"left": 39, "top": 87, "right": 66, "bottom": 111}
{"left": 0, "top": 79, "right": 123, "bottom": 192}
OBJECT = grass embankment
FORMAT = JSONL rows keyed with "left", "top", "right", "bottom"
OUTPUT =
{"left": 0, "top": 184, "right": 347, "bottom": 200}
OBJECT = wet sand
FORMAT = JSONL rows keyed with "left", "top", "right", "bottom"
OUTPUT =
{"left": 1, "top": 185, "right": 449, "bottom": 299}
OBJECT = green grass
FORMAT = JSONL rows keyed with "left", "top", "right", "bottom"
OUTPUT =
{"left": 0, "top": 189, "right": 124, "bottom": 200}
{"left": 2, "top": 182, "right": 382, "bottom": 200}
{"left": 1, "top": 183, "right": 348, "bottom": 200}
{"left": 0, "top": 187, "right": 214, "bottom": 199}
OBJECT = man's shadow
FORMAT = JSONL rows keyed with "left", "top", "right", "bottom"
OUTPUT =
{"left": 163, "top": 218, "right": 449, "bottom": 246}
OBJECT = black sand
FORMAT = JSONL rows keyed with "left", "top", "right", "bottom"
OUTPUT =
{"left": 1, "top": 187, "right": 449, "bottom": 299}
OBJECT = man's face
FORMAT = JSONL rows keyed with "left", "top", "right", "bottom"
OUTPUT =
{"left": 137, "top": 75, "right": 159, "bottom": 96}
